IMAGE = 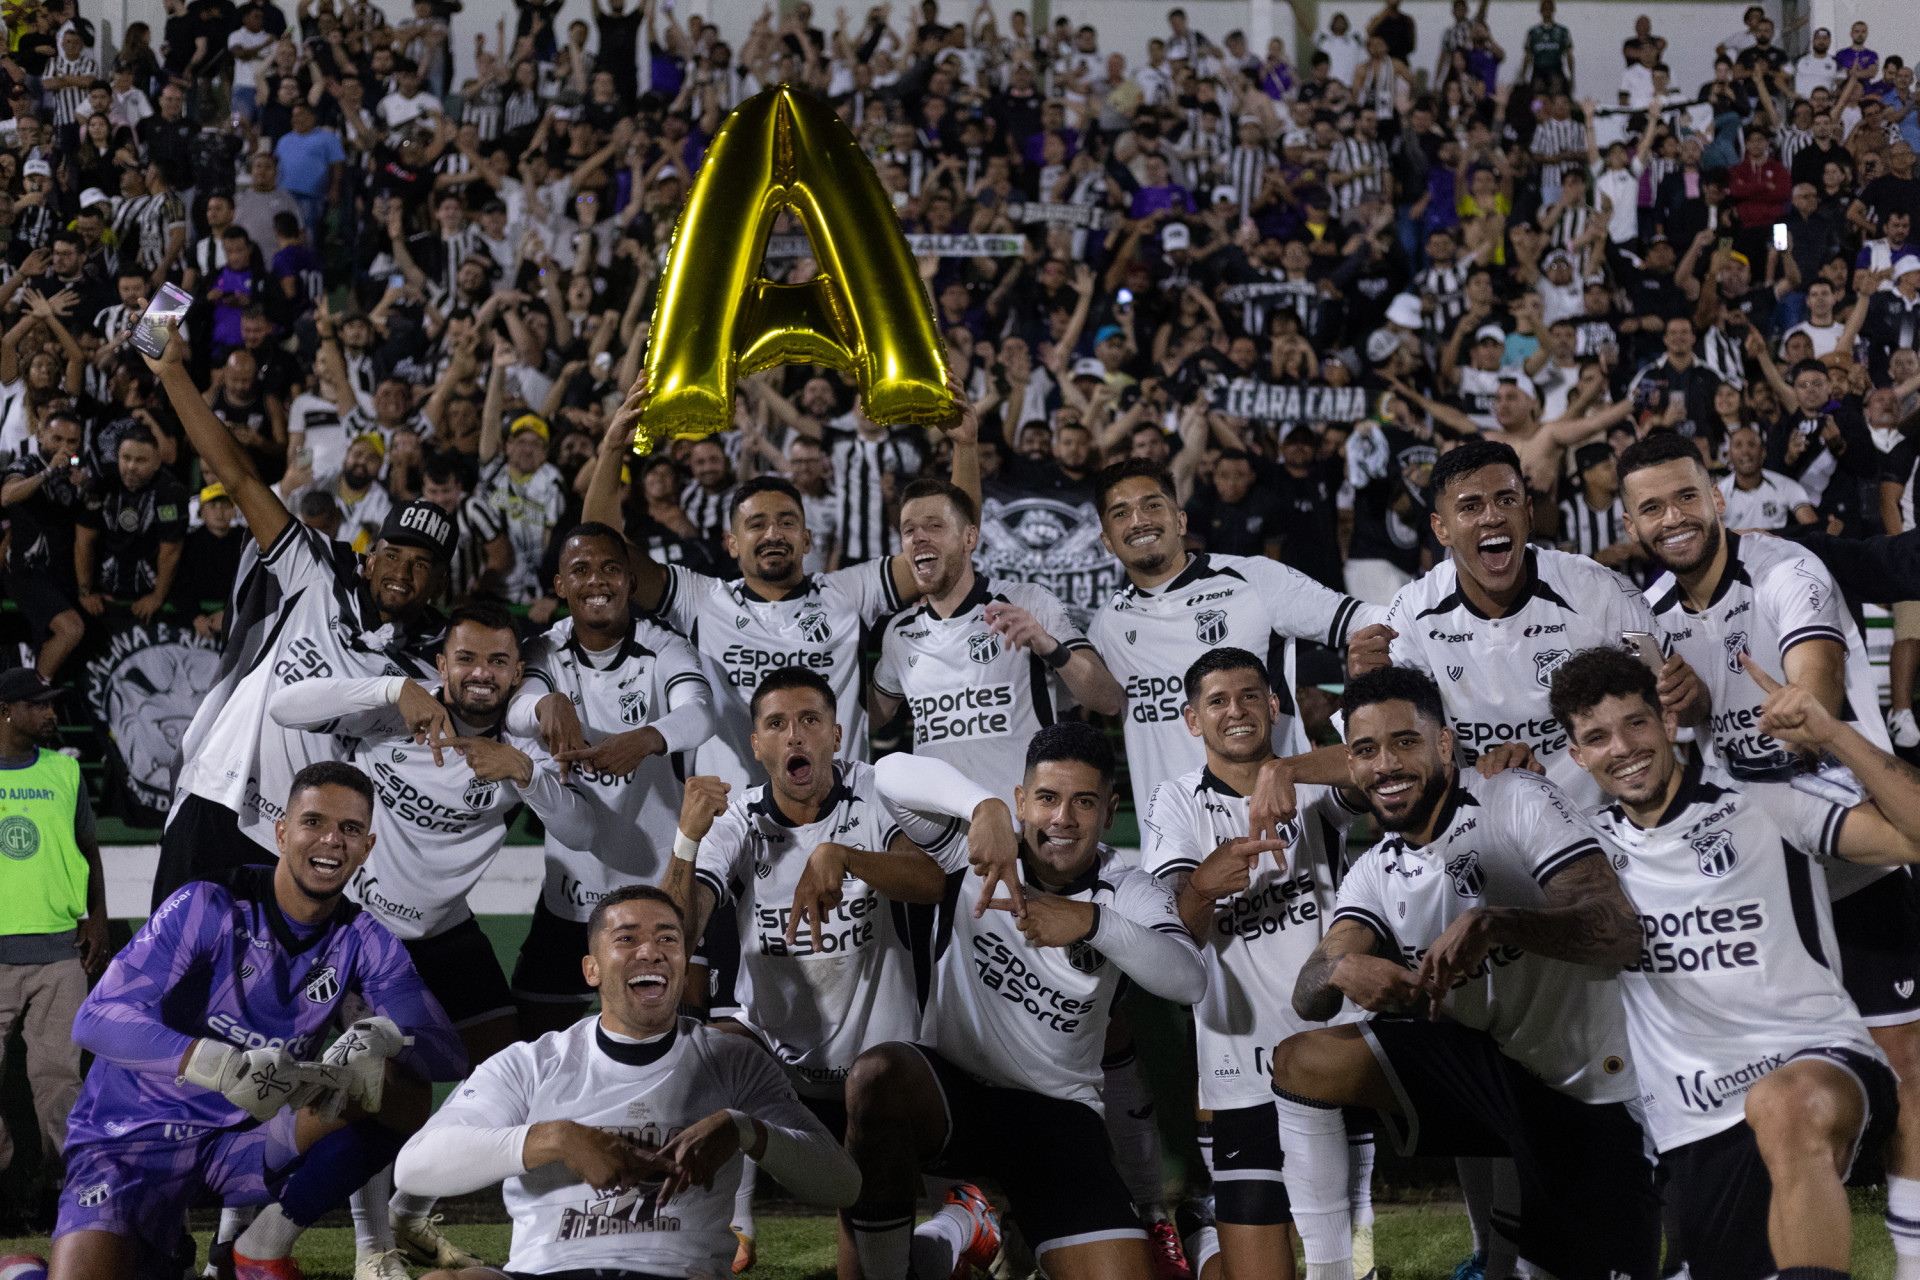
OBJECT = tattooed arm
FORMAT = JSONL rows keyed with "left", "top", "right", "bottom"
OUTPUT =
{"left": 1417, "top": 853, "right": 1641, "bottom": 998}
{"left": 1293, "top": 917, "right": 1427, "bottom": 1023}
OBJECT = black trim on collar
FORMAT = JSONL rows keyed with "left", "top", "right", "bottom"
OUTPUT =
{"left": 1415, "top": 548, "right": 1574, "bottom": 622}
{"left": 1697, "top": 531, "right": 1755, "bottom": 611}
{"left": 1020, "top": 844, "right": 1104, "bottom": 897}
{"left": 563, "top": 619, "right": 658, "bottom": 668}
{"left": 595, "top": 1022, "right": 678, "bottom": 1066}
{"left": 1129, "top": 553, "right": 1249, "bottom": 599}
{"left": 1196, "top": 766, "right": 1249, "bottom": 798}
{"left": 1398, "top": 770, "right": 1479, "bottom": 849}
{"left": 1656, "top": 753, "right": 1730, "bottom": 828}
{"left": 916, "top": 573, "right": 998, "bottom": 622}
{"left": 735, "top": 575, "right": 823, "bottom": 605}
{"left": 222, "top": 865, "right": 353, "bottom": 956}
{"left": 748, "top": 767, "right": 856, "bottom": 827}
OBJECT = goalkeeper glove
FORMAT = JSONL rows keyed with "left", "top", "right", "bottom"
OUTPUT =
{"left": 179, "top": 1039, "right": 330, "bottom": 1123}
{"left": 319, "top": 1016, "right": 413, "bottom": 1117}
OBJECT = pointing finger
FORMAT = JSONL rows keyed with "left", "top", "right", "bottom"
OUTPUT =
{"left": 1739, "top": 653, "right": 1782, "bottom": 695}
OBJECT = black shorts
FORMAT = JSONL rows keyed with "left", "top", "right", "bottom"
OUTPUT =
{"left": 693, "top": 901, "right": 743, "bottom": 1017}
{"left": 1660, "top": 1045, "right": 1898, "bottom": 1280}
{"left": 1833, "top": 870, "right": 1920, "bottom": 1025}
{"left": 1210, "top": 1102, "right": 1290, "bottom": 1226}
{"left": 510, "top": 899, "right": 594, "bottom": 1002}
{"left": 1365, "top": 1018, "right": 1660, "bottom": 1280}
{"left": 405, "top": 916, "right": 515, "bottom": 1029}
{"left": 7, "top": 566, "right": 76, "bottom": 640}
{"left": 153, "top": 794, "right": 277, "bottom": 910}
{"left": 912, "top": 1044, "right": 1145, "bottom": 1258}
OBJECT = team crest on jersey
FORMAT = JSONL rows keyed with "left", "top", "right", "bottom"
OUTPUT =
{"left": 1066, "top": 938, "right": 1107, "bottom": 974}
{"left": 1724, "top": 632, "right": 1750, "bottom": 674}
{"left": 619, "top": 689, "right": 648, "bottom": 726}
{"left": 1692, "top": 831, "right": 1738, "bottom": 878}
{"left": 1447, "top": 665, "right": 1464, "bottom": 682}
{"left": 1532, "top": 649, "right": 1572, "bottom": 689}
{"left": 74, "top": 1183, "right": 110, "bottom": 1208}
{"left": 1195, "top": 609, "right": 1230, "bottom": 645}
{"left": 969, "top": 632, "right": 1001, "bottom": 664}
{"left": 1899, "top": 980, "right": 1916, "bottom": 999}
{"left": 302, "top": 965, "right": 340, "bottom": 1004}
{"left": 1125, "top": 631, "right": 1136, "bottom": 645}
{"left": 798, "top": 612, "right": 833, "bottom": 643}
{"left": 1444, "top": 850, "right": 1484, "bottom": 897}
{"left": 464, "top": 776, "right": 500, "bottom": 809}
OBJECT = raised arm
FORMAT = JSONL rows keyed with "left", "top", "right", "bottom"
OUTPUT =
{"left": 582, "top": 377, "right": 669, "bottom": 611}
{"left": 142, "top": 320, "right": 291, "bottom": 549}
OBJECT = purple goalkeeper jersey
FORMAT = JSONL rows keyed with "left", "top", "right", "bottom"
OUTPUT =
{"left": 66, "top": 866, "right": 465, "bottom": 1145}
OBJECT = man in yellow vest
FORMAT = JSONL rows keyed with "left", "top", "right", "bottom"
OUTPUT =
{"left": 0, "top": 665, "right": 108, "bottom": 1226}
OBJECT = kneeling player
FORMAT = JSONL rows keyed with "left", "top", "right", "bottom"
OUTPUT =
{"left": 391, "top": 885, "right": 860, "bottom": 1280}
{"left": 1143, "top": 648, "right": 1371, "bottom": 1280}
{"left": 848, "top": 723, "right": 1208, "bottom": 1280}
{"left": 51, "top": 762, "right": 465, "bottom": 1280}
{"left": 1553, "top": 646, "right": 1920, "bottom": 1280}
{"left": 1271, "top": 669, "right": 1660, "bottom": 1280}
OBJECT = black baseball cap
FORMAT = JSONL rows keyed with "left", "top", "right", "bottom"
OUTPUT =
{"left": 378, "top": 500, "right": 456, "bottom": 563}
{"left": 0, "top": 668, "right": 62, "bottom": 704}
{"left": 1574, "top": 442, "right": 1615, "bottom": 472}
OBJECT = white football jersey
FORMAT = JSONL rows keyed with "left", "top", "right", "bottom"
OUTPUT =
{"left": 1088, "top": 553, "right": 1382, "bottom": 815}
{"left": 1646, "top": 531, "right": 1889, "bottom": 783}
{"left": 656, "top": 561, "right": 905, "bottom": 785}
{"left": 1387, "top": 546, "right": 1658, "bottom": 810}
{"left": 693, "top": 761, "right": 966, "bottom": 1098}
{"left": 923, "top": 845, "right": 1200, "bottom": 1110}
{"left": 519, "top": 617, "right": 713, "bottom": 922}
{"left": 291, "top": 689, "right": 591, "bottom": 940}
{"left": 1717, "top": 471, "right": 1812, "bottom": 531}
{"left": 1333, "top": 769, "right": 1638, "bottom": 1105}
{"left": 873, "top": 576, "right": 1092, "bottom": 798}
{"left": 423, "top": 1016, "right": 833, "bottom": 1277}
{"left": 174, "top": 522, "right": 440, "bottom": 851}
{"left": 1141, "top": 766, "right": 1366, "bottom": 1109}
{"left": 1589, "top": 758, "right": 1882, "bottom": 1150}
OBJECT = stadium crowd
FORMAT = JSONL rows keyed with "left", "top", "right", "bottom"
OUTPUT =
{"left": 4, "top": 0, "right": 1920, "bottom": 1278}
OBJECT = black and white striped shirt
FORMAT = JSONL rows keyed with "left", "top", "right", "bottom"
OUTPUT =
{"left": 1776, "top": 125, "right": 1813, "bottom": 171}
{"left": 1699, "top": 323, "right": 1747, "bottom": 389}
{"left": 679, "top": 479, "right": 733, "bottom": 546}
{"left": 50, "top": 53, "right": 98, "bottom": 127}
{"left": 1557, "top": 493, "right": 1630, "bottom": 560}
{"left": 463, "top": 82, "right": 503, "bottom": 142}
{"left": 189, "top": 234, "right": 231, "bottom": 285}
{"left": 1330, "top": 136, "right": 1389, "bottom": 211}
{"left": 109, "top": 195, "right": 146, "bottom": 272}
{"left": 502, "top": 88, "right": 542, "bottom": 135}
{"left": 1223, "top": 144, "right": 1270, "bottom": 217}
{"left": 449, "top": 491, "right": 508, "bottom": 600}
{"left": 93, "top": 301, "right": 139, "bottom": 341}
{"left": 1415, "top": 256, "right": 1475, "bottom": 345}
{"left": 828, "top": 428, "right": 922, "bottom": 565}
{"left": 1531, "top": 116, "right": 1587, "bottom": 191}
{"left": 136, "top": 191, "right": 187, "bottom": 274}
{"left": 1357, "top": 60, "right": 1398, "bottom": 118}
{"left": 1547, "top": 201, "right": 1594, "bottom": 252}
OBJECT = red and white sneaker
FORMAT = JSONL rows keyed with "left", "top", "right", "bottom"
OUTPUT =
{"left": 232, "top": 1254, "right": 308, "bottom": 1280}
{"left": 944, "top": 1183, "right": 1003, "bottom": 1279}
{"left": 1147, "top": 1219, "right": 1194, "bottom": 1280}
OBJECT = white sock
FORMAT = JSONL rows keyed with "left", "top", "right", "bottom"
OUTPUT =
{"left": 1275, "top": 1093, "right": 1352, "bottom": 1278}
{"left": 1890, "top": 1173, "right": 1920, "bottom": 1280}
{"left": 215, "top": 1206, "right": 256, "bottom": 1245}
{"left": 732, "top": 1157, "right": 757, "bottom": 1238}
{"left": 1487, "top": 1158, "right": 1523, "bottom": 1280}
{"left": 1457, "top": 1156, "right": 1493, "bottom": 1255}
{"left": 390, "top": 1191, "right": 436, "bottom": 1222}
{"left": 235, "top": 1203, "right": 303, "bottom": 1261}
{"left": 909, "top": 1202, "right": 973, "bottom": 1279}
{"left": 851, "top": 1216, "right": 914, "bottom": 1280}
{"left": 1102, "top": 1050, "right": 1164, "bottom": 1211}
{"left": 1185, "top": 1223, "right": 1221, "bottom": 1280}
{"left": 1349, "top": 1131, "right": 1376, "bottom": 1229}
{"left": 1196, "top": 1116, "right": 1215, "bottom": 1180}
{"left": 352, "top": 1166, "right": 395, "bottom": 1255}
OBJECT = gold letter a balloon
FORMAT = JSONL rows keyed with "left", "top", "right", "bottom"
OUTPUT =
{"left": 637, "top": 85, "right": 953, "bottom": 452}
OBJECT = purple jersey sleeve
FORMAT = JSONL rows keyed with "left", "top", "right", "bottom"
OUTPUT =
{"left": 345, "top": 914, "right": 467, "bottom": 1082}
{"left": 71, "top": 883, "right": 219, "bottom": 1074}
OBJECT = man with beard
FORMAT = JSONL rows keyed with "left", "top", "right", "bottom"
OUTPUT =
{"left": 73, "top": 426, "right": 188, "bottom": 624}
{"left": 142, "top": 319, "right": 456, "bottom": 907}
{"left": 286, "top": 431, "right": 393, "bottom": 554}
{"left": 1269, "top": 667, "right": 1659, "bottom": 1280}
{"left": 1087, "top": 457, "right": 1384, "bottom": 824}
{"left": 392, "top": 886, "right": 859, "bottom": 1279}
{"left": 1551, "top": 646, "right": 1920, "bottom": 1280}
{"left": 664, "top": 667, "right": 1000, "bottom": 1280}
{"left": 1142, "top": 649, "right": 1373, "bottom": 1280}
{"left": 581, "top": 374, "right": 979, "bottom": 784}
{"left": 873, "top": 478, "right": 1121, "bottom": 799}
{"left": 500, "top": 522, "right": 713, "bottom": 1043}
{"left": 268, "top": 602, "right": 594, "bottom": 1275}
{"left": 847, "top": 722, "right": 1207, "bottom": 1280}
{"left": 1617, "top": 430, "right": 1920, "bottom": 1261}
{"left": 49, "top": 762, "right": 465, "bottom": 1280}
{"left": 1347, "top": 440, "right": 1705, "bottom": 806}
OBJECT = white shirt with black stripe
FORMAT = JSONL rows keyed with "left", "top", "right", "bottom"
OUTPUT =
{"left": 50, "top": 52, "right": 97, "bottom": 127}
{"left": 678, "top": 480, "right": 733, "bottom": 547}
{"left": 872, "top": 575, "right": 1091, "bottom": 798}
{"left": 827, "top": 427, "right": 922, "bottom": 565}
{"left": 1557, "top": 492, "right": 1630, "bottom": 560}
{"left": 449, "top": 491, "right": 507, "bottom": 600}
{"left": 1329, "top": 135, "right": 1389, "bottom": 212}
{"left": 1531, "top": 115, "right": 1587, "bottom": 190}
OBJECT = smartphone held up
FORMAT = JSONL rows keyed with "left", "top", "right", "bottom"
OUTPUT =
{"left": 130, "top": 284, "right": 192, "bottom": 360}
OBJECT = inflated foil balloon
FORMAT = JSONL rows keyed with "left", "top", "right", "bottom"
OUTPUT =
{"left": 637, "top": 84, "right": 954, "bottom": 452}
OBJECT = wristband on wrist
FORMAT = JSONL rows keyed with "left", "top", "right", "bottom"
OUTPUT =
{"left": 673, "top": 829, "right": 700, "bottom": 863}
{"left": 727, "top": 1108, "right": 758, "bottom": 1153}
{"left": 1042, "top": 641, "right": 1073, "bottom": 670}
